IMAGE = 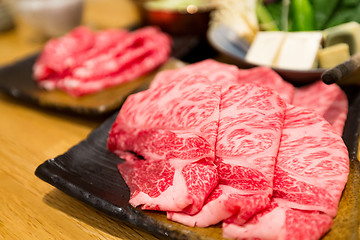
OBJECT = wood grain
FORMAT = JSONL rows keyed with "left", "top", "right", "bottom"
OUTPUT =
{"left": 1, "top": 1, "right": 360, "bottom": 239}
{"left": 0, "top": 1, "right": 161, "bottom": 239}
{"left": 0, "top": 92, "right": 161, "bottom": 240}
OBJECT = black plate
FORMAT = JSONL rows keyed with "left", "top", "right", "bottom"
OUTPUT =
{"left": 0, "top": 53, "right": 163, "bottom": 116}
{"left": 0, "top": 34, "right": 208, "bottom": 116}
{"left": 35, "top": 86, "right": 360, "bottom": 240}
{"left": 207, "top": 24, "right": 325, "bottom": 85}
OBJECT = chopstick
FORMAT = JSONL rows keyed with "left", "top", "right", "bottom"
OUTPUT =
{"left": 322, "top": 52, "right": 360, "bottom": 85}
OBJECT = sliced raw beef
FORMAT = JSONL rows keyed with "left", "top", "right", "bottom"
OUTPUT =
{"left": 117, "top": 158, "right": 218, "bottom": 213}
{"left": 33, "top": 27, "right": 130, "bottom": 81}
{"left": 33, "top": 26, "right": 171, "bottom": 97}
{"left": 107, "top": 60, "right": 349, "bottom": 240}
{"left": 108, "top": 74, "right": 221, "bottom": 213}
{"left": 293, "top": 80, "right": 348, "bottom": 135}
{"left": 223, "top": 105, "right": 349, "bottom": 240}
{"left": 33, "top": 26, "right": 97, "bottom": 81}
{"left": 273, "top": 105, "right": 348, "bottom": 216}
{"left": 149, "top": 59, "right": 240, "bottom": 90}
{"left": 108, "top": 73, "right": 221, "bottom": 160}
{"left": 237, "top": 66, "right": 295, "bottom": 104}
{"left": 167, "top": 83, "right": 286, "bottom": 227}
{"left": 223, "top": 201, "right": 333, "bottom": 240}
{"left": 150, "top": 61, "right": 294, "bottom": 104}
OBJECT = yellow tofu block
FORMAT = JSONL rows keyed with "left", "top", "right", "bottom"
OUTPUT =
{"left": 323, "top": 21, "right": 360, "bottom": 55}
{"left": 318, "top": 43, "right": 350, "bottom": 69}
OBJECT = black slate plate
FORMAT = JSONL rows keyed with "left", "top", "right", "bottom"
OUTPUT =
{"left": 35, "top": 86, "right": 360, "bottom": 239}
{"left": 0, "top": 34, "right": 207, "bottom": 116}
{"left": 0, "top": 53, "right": 161, "bottom": 116}
{"left": 207, "top": 24, "right": 325, "bottom": 86}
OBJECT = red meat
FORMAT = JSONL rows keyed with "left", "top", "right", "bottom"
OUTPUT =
{"left": 33, "top": 26, "right": 171, "bottom": 97}
{"left": 149, "top": 59, "right": 240, "bottom": 90}
{"left": 222, "top": 105, "right": 349, "bottom": 240}
{"left": 293, "top": 80, "right": 348, "bottom": 135}
{"left": 108, "top": 60, "right": 349, "bottom": 240}
{"left": 168, "top": 83, "right": 286, "bottom": 227}
{"left": 109, "top": 73, "right": 221, "bottom": 213}
{"left": 237, "top": 66, "right": 295, "bottom": 104}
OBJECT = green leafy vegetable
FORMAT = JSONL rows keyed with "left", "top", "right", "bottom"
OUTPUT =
{"left": 324, "top": 1, "right": 360, "bottom": 28}
{"left": 311, "top": 0, "right": 340, "bottom": 30}
{"left": 260, "top": 0, "right": 360, "bottom": 31}
{"left": 281, "top": 0, "right": 290, "bottom": 31}
{"left": 256, "top": 0, "right": 279, "bottom": 30}
{"left": 290, "top": 0, "right": 315, "bottom": 31}
{"left": 263, "top": 1, "right": 283, "bottom": 29}
{"left": 342, "top": 0, "right": 360, "bottom": 6}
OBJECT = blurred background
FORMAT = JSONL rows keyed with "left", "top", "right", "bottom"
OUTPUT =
{"left": 2, "top": 0, "right": 360, "bottom": 83}
{"left": 0, "top": 0, "right": 222, "bottom": 67}
{"left": 0, "top": 0, "right": 142, "bottom": 64}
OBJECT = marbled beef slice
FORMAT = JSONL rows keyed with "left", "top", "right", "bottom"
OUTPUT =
{"left": 168, "top": 83, "right": 286, "bottom": 227}
{"left": 109, "top": 74, "right": 221, "bottom": 214}
{"left": 223, "top": 105, "right": 349, "bottom": 240}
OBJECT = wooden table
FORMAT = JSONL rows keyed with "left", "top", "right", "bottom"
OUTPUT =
{"left": 0, "top": 0, "right": 161, "bottom": 239}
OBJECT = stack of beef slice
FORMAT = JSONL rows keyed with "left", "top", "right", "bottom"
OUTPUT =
{"left": 107, "top": 60, "right": 349, "bottom": 240}
{"left": 33, "top": 26, "right": 171, "bottom": 97}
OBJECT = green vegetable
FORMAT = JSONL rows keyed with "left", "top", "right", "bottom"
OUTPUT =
{"left": 290, "top": 0, "right": 315, "bottom": 31}
{"left": 311, "top": 0, "right": 340, "bottom": 30}
{"left": 256, "top": 0, "right": 279, "bottom": 31}
{"left": 263, "top": 1, "right": 283, "bottom": 29}
{"left": 261, "top": 0, "right": 360, "bottom": 32}
{"left": 281, "top": 0, "right": 290, "bottom": 31}
{"left": 342, "top": 0, "right": 360, "bottom": 6}
{"left": 324, "top": 1, "right": 360, "bottom": 28}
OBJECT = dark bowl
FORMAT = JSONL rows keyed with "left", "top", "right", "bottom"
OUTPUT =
{"left": 134, "top": 0, "right": 215, "bottom": 36}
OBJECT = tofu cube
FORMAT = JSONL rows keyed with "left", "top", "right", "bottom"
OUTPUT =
{"left": 245, "top": 31, "right": 285, "bottom": 66}
{"left": 274, "top": 32, "right": 323, "bottom": 70}
{"left": 318, "top": 43, "right": 350, "bottom": 69}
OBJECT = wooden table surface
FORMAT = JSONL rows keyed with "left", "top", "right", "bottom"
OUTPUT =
{"left": 2, "top": 1, "right": 360, "bottom": 239}
{"left": 0, "top": 0, "right": 161, "bottom": 239}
